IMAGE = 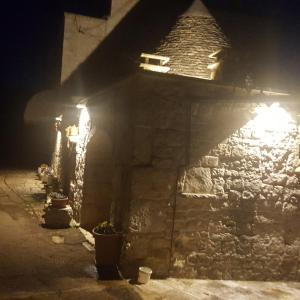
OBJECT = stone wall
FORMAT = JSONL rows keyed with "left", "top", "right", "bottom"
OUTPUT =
{"left": 80, "top": 98, "right": 132, "bottom": 231}
{"left": 172, "top": 101, "right": 300, "bottom": 280}
{"left": 120, "top": 95, "right": 189, "bottom": 278}
{"left": 69, "top": 107, "right": 91, "bottom": 222}
{"left": 51, "top": 87, "right": 300, "bottom": 280}
{"left": 121, "top": 98, "right": 300, "bottom": 281}
{"left": 80, "top": 102, "right": 115, "bottom": 230}
{"left": 51, "top": 129, "right": 63, "bottom": 181}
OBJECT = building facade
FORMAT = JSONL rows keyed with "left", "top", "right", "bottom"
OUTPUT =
{"left": 27, "top": 0, "right": 300, "bottom": 280}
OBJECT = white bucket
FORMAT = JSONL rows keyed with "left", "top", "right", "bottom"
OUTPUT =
{"left": 137, "top": 266, "right": 152, "bottom": 284}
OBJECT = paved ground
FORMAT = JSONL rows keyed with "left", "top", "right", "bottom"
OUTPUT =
{"left": 1, "top": 170, "right": 300, "bottom": 300}
{"left": 0, "top": 170, "right": 146, "bottom": 300}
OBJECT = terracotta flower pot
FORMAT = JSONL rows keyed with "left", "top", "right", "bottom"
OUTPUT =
{"left": 92, "top": 229, "right": 122, "bottom": 266}
{"left": 50, "top": 196, "right": 68, "bottom": 209}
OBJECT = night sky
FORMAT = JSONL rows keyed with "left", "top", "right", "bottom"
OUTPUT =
{"left": 1, "top": 0, "right": 300, "bottom": 100}
{"left": 0, "top": 0, "right": 110, "bottom": 166}
{"left": 0, "top": 0, "right": 299, "bottom": 166}
{"left": 1, "top": 1, "right": 111, "bottom": 94}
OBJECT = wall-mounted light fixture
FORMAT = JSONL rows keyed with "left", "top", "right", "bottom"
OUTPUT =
{"left": 246, "top": 102, "right": 295, "bottom": 148}
{"left": 76, "top": 103, "right": 86, "bottom": 109}
{"left": 66, "top": 125, "right": 79, "bottom": 144}
{"left": 55, "top": 115, "right": 63, "bottom": 131}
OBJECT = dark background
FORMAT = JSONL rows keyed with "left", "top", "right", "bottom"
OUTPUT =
{"left": 0, "top": 0, "right": 111, "bottom": 167}
{"left": 0, "top": 0, "right": 299, "bottom": 167}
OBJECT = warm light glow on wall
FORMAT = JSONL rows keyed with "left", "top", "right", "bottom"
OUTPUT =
{"left": 253, "top": 103, "right": 293, "bottom": 132}
{"left": 70, "top": 106, "right": 91, "bottom": 221}
{"left": 77, "top": 107, "right": 90, "bottom": 139}
{"left": 247, "top": 102, "right": 295, "bottom": 146}
{"left": 65, "top": 125, "right": 79, "bottom": 145}
{"left": 52, "top": 129, "right": 62, "bottom": 179}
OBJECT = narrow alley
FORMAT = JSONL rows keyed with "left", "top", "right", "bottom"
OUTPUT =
{"left": 1, "top": 170, "right": 300, "bottom": 300}
{"left": 0, "top": 170, "right": 145, "bottom": 300}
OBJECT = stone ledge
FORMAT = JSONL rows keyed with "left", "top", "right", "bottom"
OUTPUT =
{"left": 179, "top": 193, "right": 217, "bottom": 199}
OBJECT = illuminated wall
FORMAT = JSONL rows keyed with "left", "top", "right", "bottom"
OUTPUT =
{"left": 122, "top": 99, "right": 300, "bottom": 281}
{"left": 174, "top": 102, "right": 300, "bottom": 280}
{"left": 51, "top": 120, "right": 63, "bottom": 181}
{"left": 69, "top": 107, "right": 91, "bottom": 222}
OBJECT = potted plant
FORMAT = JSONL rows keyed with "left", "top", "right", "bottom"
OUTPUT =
{"left": 92, "top": 221, "right": 122, "bottom": 267}
{"left": 49, "top": 192, "right": 68, "bottom": 209}
{"left": 38, "top": 164, "right": 48, "bottom": 179}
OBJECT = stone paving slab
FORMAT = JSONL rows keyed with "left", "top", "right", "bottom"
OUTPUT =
{"left": 137, "top": 278, "right": 300, "bottom": 299}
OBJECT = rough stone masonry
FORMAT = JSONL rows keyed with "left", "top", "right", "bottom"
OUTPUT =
{"left": 174, "top": 101, "right": 300, "bottom": 280}
{"left": 122, "top": 99, "right": 300, "bottom": 281}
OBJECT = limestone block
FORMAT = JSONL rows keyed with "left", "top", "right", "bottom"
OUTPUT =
{"left": 294, "top": 166, "right": 300, "bottom": 176}
{"left": 201, "top": 156, "right": 219, "bottom": 167}
{"left": 181, "top": 167, "right": 213, "bottom": 194}
{"left": 286, "top": 176, "right": 298, "bottom": 188}
{"left": 263, "top": 174, "right": 288, "bottom": 186}
{"left": 211, "top": 168, "right": 225, "bottom": 177}
{"left": 231, "top": 145, "right": 246, "bottom": 160}
{"left": 211, "top": 143, "right": 232, "bottom": 159}
{"left": 244, "top": 179, "right": 262, "bottom": 194}
{"left": 230, "top": 179, "right": 244, "bottom": 191}
{"left": 212, "top": 177, "right": 225, "bottom": 196}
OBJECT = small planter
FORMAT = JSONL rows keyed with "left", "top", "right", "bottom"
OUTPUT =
{"left": 38, "top": 164, "right": 48, "bottom": 179}
{"left": 46, "top": 175, "right": 56, "bottom": 186}
{"left": 49, "top": 192, "right": 68, "bottom": 209}
{"left": 138, "top": 266, "right": 152, "bottom": 284}
{"left": 92, "top": 225, "right": 122, "bottom": 266}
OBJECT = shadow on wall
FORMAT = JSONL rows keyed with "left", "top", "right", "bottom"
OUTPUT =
{"left": 174, "top": 101, "right": 300, "bottom": 280}
{"left": 61, "top": 0, "right": 194, "bottom": 97}
{"left": 189, "top": 102, "right": 255, "bottom": 161}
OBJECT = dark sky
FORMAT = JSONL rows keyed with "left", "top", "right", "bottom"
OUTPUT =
{"left": 204, "top": 0, "right": 300, "bottom": 92}
{"left": 0, "top": 1, "right": 111, "bottom": 94}
{"left": 206, "top": 0, "right": 300, "bottom": 17}
{"left": 1, "top": 1, "right": 62, "bottom": 91}
{"left": 0, "top": 0, "right": 299, "bottom": 100}
{"left": 0, "top": 0, "right": 111, "bottom": 166}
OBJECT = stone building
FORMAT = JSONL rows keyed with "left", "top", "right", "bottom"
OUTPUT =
{"left": 26, "top": 0, "right": 300, "bottom": 280}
